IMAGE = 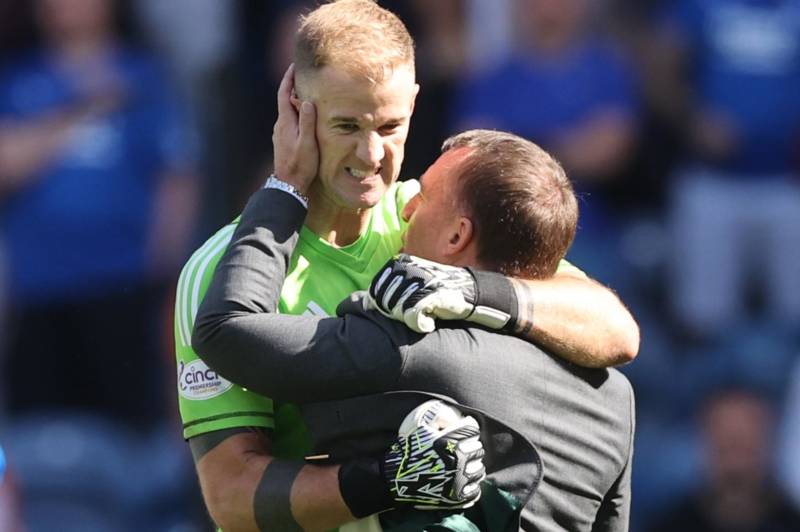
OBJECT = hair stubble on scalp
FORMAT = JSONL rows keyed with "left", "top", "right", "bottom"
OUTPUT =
{"left": 442, "top": 130, "right": 579, "bottom": 279}
{"left": 293, "top": 0, "right": 415, "bottom": 94}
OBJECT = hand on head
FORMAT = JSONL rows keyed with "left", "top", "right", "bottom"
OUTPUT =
{"left": 272, "top": 64, "right": 319, "bottom": 193}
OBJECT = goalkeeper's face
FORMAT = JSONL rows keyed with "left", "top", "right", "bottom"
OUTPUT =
{"left": 300, "top": 64, "right": 419, "bottom": 211}
{"left": 402, "top": 148, "right": 472, "bottom": 264}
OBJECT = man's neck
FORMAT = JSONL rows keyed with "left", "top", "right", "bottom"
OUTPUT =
{"left": 305, "top": 183, "right": 371, "bottom": 247}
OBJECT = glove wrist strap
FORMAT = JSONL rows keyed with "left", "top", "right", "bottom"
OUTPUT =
{"left": 465, "top": 268, "right": 519, "bottom": 332}
{"left": 338, "top": 457, "right": 394, "bottom": 518}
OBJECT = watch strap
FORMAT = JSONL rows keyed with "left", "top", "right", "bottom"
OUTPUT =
{"left": 263, "top": 174, "right": 309, "bottom": 208}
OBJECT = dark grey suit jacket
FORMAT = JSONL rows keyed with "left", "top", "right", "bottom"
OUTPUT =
{"left": 193, "top": 189, "right": 635, "bottom": 532}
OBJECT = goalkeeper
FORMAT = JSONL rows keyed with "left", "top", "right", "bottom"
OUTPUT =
{"left": 193, "top": 128, "right": 635, "bottom": 531}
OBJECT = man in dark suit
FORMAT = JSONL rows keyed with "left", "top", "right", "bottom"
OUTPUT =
{"left": 193, "top": 128, "right": 635, "bottom": 531}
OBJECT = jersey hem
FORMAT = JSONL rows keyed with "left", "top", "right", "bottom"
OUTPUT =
{"left": 182, "top": 412, "right": 275, "bottom": 439}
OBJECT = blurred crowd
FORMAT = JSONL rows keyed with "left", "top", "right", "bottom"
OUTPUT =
{"left": 0, "top": 0, "right": 798, "bottom": 530}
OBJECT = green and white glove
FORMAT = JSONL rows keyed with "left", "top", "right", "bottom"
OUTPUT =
{"left": 368, "top": 254, "right": 519, "bottom": 333}
{"left": 338, "top": 400, "right": 486, "bottom": 517}
{"left": 384, "top": 400, "right": 485, "bottom": 509}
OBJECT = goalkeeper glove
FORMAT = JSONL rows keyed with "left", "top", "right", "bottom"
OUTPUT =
{"left": 338, "top": 400, "right": 486, "bottom": 517}
{"left": 368, "top": 254, "right": 519, "bottom": 333}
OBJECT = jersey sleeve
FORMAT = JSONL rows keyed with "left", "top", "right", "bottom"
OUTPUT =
{"left": 174, "top": 223, "right": 275, "bottom": 439}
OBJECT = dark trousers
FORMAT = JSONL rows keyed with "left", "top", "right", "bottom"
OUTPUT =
{"left": 3, "top": 282, "right": 170, "bottom": 430}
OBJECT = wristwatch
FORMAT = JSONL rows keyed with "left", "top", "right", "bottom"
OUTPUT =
{"left": 263, "top": 174, "right": 309, "bottom": 208}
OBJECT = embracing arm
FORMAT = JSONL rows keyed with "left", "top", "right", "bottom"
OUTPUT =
{"left": 369, "top": 256, "right": 639, "bottom": 369}
{"left": 509, "top": 270, "right": 639, "bottom": 368}
{"left": 191, "top": 187, "right": 403, "bottom": 403}
{"left": 193, "top": 64, "right": 407, "bottom": 402}
{"left": 192, "top": 409, "right": 484, "bottom": 531}
{"left": 184, "top": 188, "right": 371, "bottom": 530}
{"left": 191, "top": 429, "right": 353, "bottom": 532}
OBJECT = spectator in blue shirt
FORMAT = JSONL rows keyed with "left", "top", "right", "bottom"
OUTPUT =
{"left": 659, "top": 0, "right": 800, "bottom": 338}
{"left": 450, "top": 0, "right": 640, "bottom": 283}
{"left": 451, "top": 0, "right": 638, "bottom": 185}
{"left": 0, "top": 0, "right": 199, "bottom": 428}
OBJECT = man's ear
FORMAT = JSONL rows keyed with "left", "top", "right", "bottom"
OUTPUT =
{"left": 410, "top": 83, "right": 420, "bottom": 113}
{"left": 446, "top": 216, "right": 473, "bottom": 255}
{"left": 293, "top": 69, "right": 316, "bottom": 109}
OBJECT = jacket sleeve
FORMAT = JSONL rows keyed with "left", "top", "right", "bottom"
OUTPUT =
{"left": 191, "top": 188, "right": 403, "bottom": 403}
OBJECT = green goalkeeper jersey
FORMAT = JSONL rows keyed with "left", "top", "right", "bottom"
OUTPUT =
{"left": 175, "top": 180, "right": 420, "bottom": 457}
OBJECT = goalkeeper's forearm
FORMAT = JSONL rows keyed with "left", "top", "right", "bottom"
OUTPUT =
{"left": 508, "top": 275, "right": 639, "bottom": 368}
{"left": 192, "top": 430, "right": 358, "bottom": 532}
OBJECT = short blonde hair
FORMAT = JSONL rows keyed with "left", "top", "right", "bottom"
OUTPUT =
{"left": 294, "top": 0, "right": 415, "bottom": 85}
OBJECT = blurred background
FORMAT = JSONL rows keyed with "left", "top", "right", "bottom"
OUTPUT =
{"left": 0, "top": 0, "right": 798, "bottom": 530}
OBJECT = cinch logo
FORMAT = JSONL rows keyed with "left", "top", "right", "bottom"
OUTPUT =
{"left": 178, "top": 359, "right": 233, "bottom": 400}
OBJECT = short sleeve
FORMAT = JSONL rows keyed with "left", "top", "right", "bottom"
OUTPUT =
{"left": 174, "top": 224, "right": 274, "bottom": 439}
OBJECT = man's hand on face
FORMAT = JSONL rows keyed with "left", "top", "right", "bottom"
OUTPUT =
{"left": 367, "top": 254, "right": 518, "bottom": 333}
{"left": 272, "top": 63, "right": 319, "bottom": 194}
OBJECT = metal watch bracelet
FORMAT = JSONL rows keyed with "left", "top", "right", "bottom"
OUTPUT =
{"left": 263, "top": 174, "right": 309, "bottom": 208}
